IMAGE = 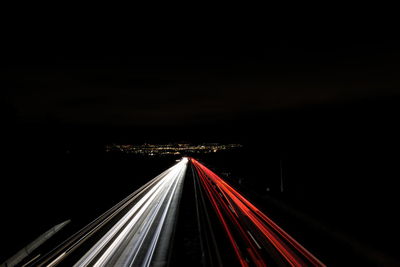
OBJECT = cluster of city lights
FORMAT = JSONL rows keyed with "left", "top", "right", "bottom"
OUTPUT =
{"left": 105, "top": 143, "right": 242, "bottom": 156}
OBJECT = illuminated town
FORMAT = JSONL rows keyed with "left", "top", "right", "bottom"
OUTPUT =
{"left": 105, "top": 143, "right": 242, "bottom": 156}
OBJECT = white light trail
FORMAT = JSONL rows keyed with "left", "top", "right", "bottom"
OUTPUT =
{"left": 73, "top": 158, "right": 188, "bottom": 267}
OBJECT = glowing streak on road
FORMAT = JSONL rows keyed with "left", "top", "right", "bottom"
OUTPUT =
{"left": 73, "top": 157, "right": 188, "bottom": 267}
{"left": 191, "top": 158, "right": 326, "bottom": 267}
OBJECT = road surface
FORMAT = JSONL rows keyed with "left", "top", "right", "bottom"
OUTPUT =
{"left": 31, "top": 158, "right": 188, "bottom": 267}
{"left": 190, "top": 158, "right": 325, "bottom": 267}
{"left": 26, "top": 157, "right": 326, "bottom": 267}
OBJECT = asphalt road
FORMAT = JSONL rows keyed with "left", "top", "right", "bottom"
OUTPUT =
{"left": 25, "top": 158, "right": 188, "bottom": 267}
{"left": 18, "top": 157, "right": 329, "bottom": 266}
{"left": 190, "top": 158, "right": 326, "bottom": 267}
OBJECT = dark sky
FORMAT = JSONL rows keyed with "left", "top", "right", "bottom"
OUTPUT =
{"left": 3, "top": 14, "right": 400, "bottom": 130}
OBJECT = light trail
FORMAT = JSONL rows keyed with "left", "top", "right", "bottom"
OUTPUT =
{"left": 32, "top": 158, "right": 188, "bottom": 267}
{"left": 190, "top": 158, "right": 326, "bottom": 267}
{"left": 74, "top": 157, "right": 188, "bottom": 266}
{"left": 28, "top": 156, "right": 325, "bottom": 266}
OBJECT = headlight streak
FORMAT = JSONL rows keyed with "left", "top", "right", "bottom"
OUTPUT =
{"left": 33, "top": 158, "right": 188, "bottom": 267}
{"left": 190, "top": 158, "right": 326, "bottom": 267}
{"left": 74, "top": 158, "right": 188, "bottom": 267}
{"left": 36, "top": 164, "right": 178, "bottom": 267}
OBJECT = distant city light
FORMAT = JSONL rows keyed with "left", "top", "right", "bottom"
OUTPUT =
{"left": 105, "top": 143, "right": 242, "bottom": 156}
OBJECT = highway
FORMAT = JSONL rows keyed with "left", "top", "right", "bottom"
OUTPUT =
{"left": 25, "top": 157, "right": 325, "bottom": 266}
{"left": 73, "top": 157, "right": 188, "bottom": 266}
{"left": 190, "top": 158, "right": 326, "bottom": 267}
{"left": 31, "top": 158, "right": 188, "bottom": 267}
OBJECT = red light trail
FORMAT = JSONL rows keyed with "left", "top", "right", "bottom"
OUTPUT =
{"left": 190, "top": 158, "right": 326, "bottom": 267}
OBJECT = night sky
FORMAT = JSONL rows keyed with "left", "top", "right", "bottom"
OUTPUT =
{"left": 3, "top": 16, "right": 400, "bottom": 132}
